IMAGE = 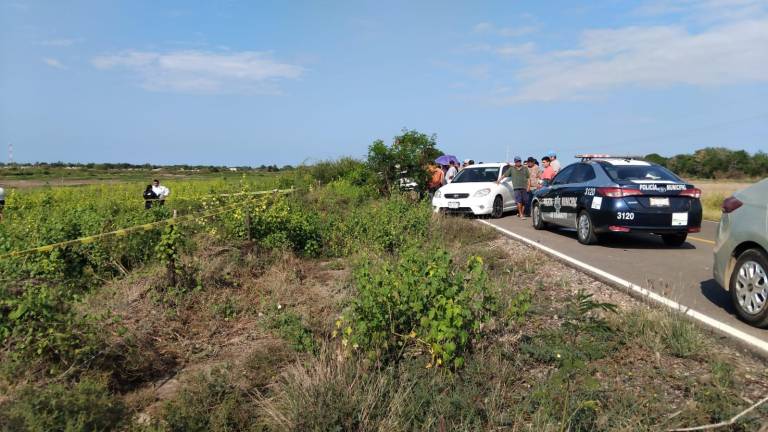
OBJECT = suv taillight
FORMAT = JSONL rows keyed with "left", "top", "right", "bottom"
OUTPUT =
{"left": 679, "top": 188, "right": 702, "bottom": 199}
{"left": 597, "top": 187, "right": 643, "bottom": 198}
{"left": 722, "top": 196, "right": 743, "bottom": 213}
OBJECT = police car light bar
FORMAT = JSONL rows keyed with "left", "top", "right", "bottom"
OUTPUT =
{"left": 575, "top": 154, "right": 643, "bottom": 161}
{"left": 575, "top": 154, "right": 611, "bottom": 161}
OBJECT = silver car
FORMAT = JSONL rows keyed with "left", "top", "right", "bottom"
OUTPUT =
{"left": 714, "top": 179, "right": 768, "bottom": 327}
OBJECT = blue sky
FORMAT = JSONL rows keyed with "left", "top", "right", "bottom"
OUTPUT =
{"left": 1, "top": 0, "right": 767, "bottom": 166}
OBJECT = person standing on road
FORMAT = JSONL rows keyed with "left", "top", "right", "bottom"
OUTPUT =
{"left": 151, "top": 179, "right": 170, "bottom": 206}
{"left": 499, "top": 156, "right": 529, "bottom": 219}
{"left": 143, "top": 184, "right": 158, "bottom": 209}
{"left": 540, "top": 156, "right": 556, "bottom": 187}
{"left": 525, "top": 157, "right": 540, "bottom": 216}
{"left": 547, "top": 151, "right": 561, "bottom": 174}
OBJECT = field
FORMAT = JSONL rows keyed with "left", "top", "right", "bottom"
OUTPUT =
{"left": 695, "top": 180, "right": 756, "bottom": 221}
{"left": 1, "top": 167, "right": 767, "bottom": 431}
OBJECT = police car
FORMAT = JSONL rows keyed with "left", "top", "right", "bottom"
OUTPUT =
{"left": 531, "top": 155, "right": 703, "bottom": 246}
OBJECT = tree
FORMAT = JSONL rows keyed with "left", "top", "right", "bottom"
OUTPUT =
{"left": 644, "top": 153, "right": 667, "bottom": 166}
{"left": 366, "top": 129, "right": 441, "bottom": 195}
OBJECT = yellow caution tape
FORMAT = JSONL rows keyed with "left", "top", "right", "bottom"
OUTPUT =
{"left": 0, "top": 189, "right": 295, "bottom": 260}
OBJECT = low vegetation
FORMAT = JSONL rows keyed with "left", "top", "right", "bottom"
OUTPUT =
{"left": 1, "top": 146, "right": 767, "bottom": 430}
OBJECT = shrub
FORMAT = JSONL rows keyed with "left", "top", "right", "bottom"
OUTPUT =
{"left": 268, "top": 310, "right": 317, "bottom": 353}
{"left": 160, "top": 369, "right": 258, "bottom": 432}
{"left": 321, "top": 194, "right": 433, "bottom": 256}
{"left": 0, "top": 285, "right": 102, "bottom": 375}
{"left": 0, "top": 374, "right": 125, "bottom": 431}
{"left": 339, "top": 246, "right": 495, "bottom": 368}
{"left": 247, "top": 197, "right": 322, "bottom": 256}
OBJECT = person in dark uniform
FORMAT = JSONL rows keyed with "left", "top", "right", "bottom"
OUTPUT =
{"left": 143, "top": 184, "right": 158, "bottom": 209}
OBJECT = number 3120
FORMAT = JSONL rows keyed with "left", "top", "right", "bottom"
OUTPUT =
{"left": 617, "top": 212, "right": 635, "bottom": 220}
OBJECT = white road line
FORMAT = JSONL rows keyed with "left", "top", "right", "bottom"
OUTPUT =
{"left": 479, "top": 219, "right": 768, "bottom": 355}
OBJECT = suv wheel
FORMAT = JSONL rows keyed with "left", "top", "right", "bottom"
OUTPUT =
{"left": 730, "top": 249, "right": 768, "bottom": 328}
{"left": 577, "top": 211, "right": 599, "bottom": 245}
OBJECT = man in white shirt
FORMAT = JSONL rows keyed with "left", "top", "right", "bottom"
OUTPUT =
{"left": 0, "top": 186, "right": 5, "bottom": 221}
{"left": 547, "top": 151, "right": 561, "bottom": 174}
{"left": 445, "top": 161, "right": 459, "bottom": 184}
{"left": 151, "top": 179, "right": 170, "bottom": 206}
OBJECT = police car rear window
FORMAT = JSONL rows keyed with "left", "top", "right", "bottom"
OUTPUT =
{"left": 600, "top": 162, "right": 681, "bottom": 182}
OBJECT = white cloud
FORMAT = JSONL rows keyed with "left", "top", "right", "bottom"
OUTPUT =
{"left": 491, "top": 16, "right": 768, "bottom": 102}
{"left": 39, "top": 38, "right": 83, "bottom": 47}
{"left": 91, "top": 50, "right": 303, "bottom": 94}
{"left": 42, "top": 58, "right": 66, "bottom": 69}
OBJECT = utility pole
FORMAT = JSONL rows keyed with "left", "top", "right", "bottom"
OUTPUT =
{"left": 7, "top": 142, "right": 13, "bottom": 165}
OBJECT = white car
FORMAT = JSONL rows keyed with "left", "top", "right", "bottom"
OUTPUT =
{"left": 432, "top": 163, "right": 517, "bottom": 218}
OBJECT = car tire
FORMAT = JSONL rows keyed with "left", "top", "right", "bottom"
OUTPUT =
{"left": 661, "top": 233, "right": 687, "bottom": 247}
{"left": 576, "top": 210, "right": 598, "bottom": 245}
{"left": 577, "top": 211, "right": 599, "bottom": 245}
{"left": 491, "top": 195, "right": 504, "bottom": 219}
{"left": 730, "top": 249, "right": 768, "bottom": 328}
{"left": 532, "top": 202, "right": 547, "bottom": 230}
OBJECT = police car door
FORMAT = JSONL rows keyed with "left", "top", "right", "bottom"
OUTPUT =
{"left": 540, "top": 164, "right": 577, "bottom": 227}
{"left": 563, "top": 163, "right": 598, "bottom": 228}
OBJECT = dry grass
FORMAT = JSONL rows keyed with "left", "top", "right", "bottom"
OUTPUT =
{"left": 694, "top": 180, "right": 755, "bottom": 221}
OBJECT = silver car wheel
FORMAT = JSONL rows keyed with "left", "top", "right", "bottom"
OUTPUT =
{"left": 735, "top": 260, "right": 768, "bottom": 314}
{"left": 533, "top": 205, "right": 541, "bottom": 225}
{"left": 578, "top": 214, "right": 590, "bottom": 241}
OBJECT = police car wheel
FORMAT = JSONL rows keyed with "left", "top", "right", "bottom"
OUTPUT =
{"left": 532, "top": 203, "right": 546, "bottom": 230}
{"left": 730, "top": 249, "right": 768, "bottom": 328}
{"left": 661, "top": 233, "right": 687, "bottom": 246}
{"left": 577, "top": 211, "right": 598, "bottom": 245}
{"left": 491, "top": 195, "right": 504, "bottom": 219}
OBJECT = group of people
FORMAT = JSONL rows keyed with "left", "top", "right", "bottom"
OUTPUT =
{"left": 499, "top": 151, "right": 562, "bottom": 219}
{"left": 143, "top": 179, "right": 170, "bottom": 209}
{"left": 427, "top": 158, "right": 477, "bottom": 195}
{"left": 426, "top": 150, "right": 564, "bottom": 219}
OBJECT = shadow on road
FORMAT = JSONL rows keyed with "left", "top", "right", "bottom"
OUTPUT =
{"left": 700, "top": 278, "right": 737, "bottom": 315}
{"left": 538, "top": 227, "right": 699, "bottom": 251}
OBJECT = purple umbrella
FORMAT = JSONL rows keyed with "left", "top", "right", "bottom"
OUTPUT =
{"left": 435, "top": 154, "right": 459, "bottom": 166}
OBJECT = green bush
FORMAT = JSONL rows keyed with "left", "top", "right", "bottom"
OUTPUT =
{"left": 0, "top": 374, "right": 125, "bottom": 432}
{"left": 247, "top": 197, "right": 322, "bottom": 256}
{"left": 160, "top": 369, "right": 258, "bottom": 432}
{"left": 339, "top": 246, "right": 495, "bottom": 368}
{"left": 0, "top": 285, "right": 102, "bottom": 374}
{"left": 321, "top": 194, "right": 433, "bottom": 256}
{"left": 310, "top": 157, "right": 371, "bottom": 186}
{"left": 268, "top": 310, "right": 317, "bottom": 353}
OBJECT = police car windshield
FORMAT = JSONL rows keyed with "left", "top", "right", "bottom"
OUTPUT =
{"left": 600, "top": 162, "right": 681, "bottom": 183}
{"left": 452, "top": 167, "right": 500, "bottom": 183}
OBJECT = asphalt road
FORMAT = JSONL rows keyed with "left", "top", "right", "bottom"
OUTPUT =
{"left": 484, "top": 214, "right": 768, "bottom": 351}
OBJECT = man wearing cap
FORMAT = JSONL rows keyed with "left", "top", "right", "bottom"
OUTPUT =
{"left": 547, "top": 150, "right": 561, "bottom": 174}
{"left": 499, "top": 156, "right": 529, "bottom": 219}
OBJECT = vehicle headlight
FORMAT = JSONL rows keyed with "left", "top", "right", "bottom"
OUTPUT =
{"left": 474, "top": 188, "right": 491, "bottom": 197}
{"left": 434, "top": 191, "right": 442, "bottom": 198}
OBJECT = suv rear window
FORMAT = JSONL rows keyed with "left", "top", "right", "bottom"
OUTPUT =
{"left": 599, "top": 162, "right": 681, "bottom": 182}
